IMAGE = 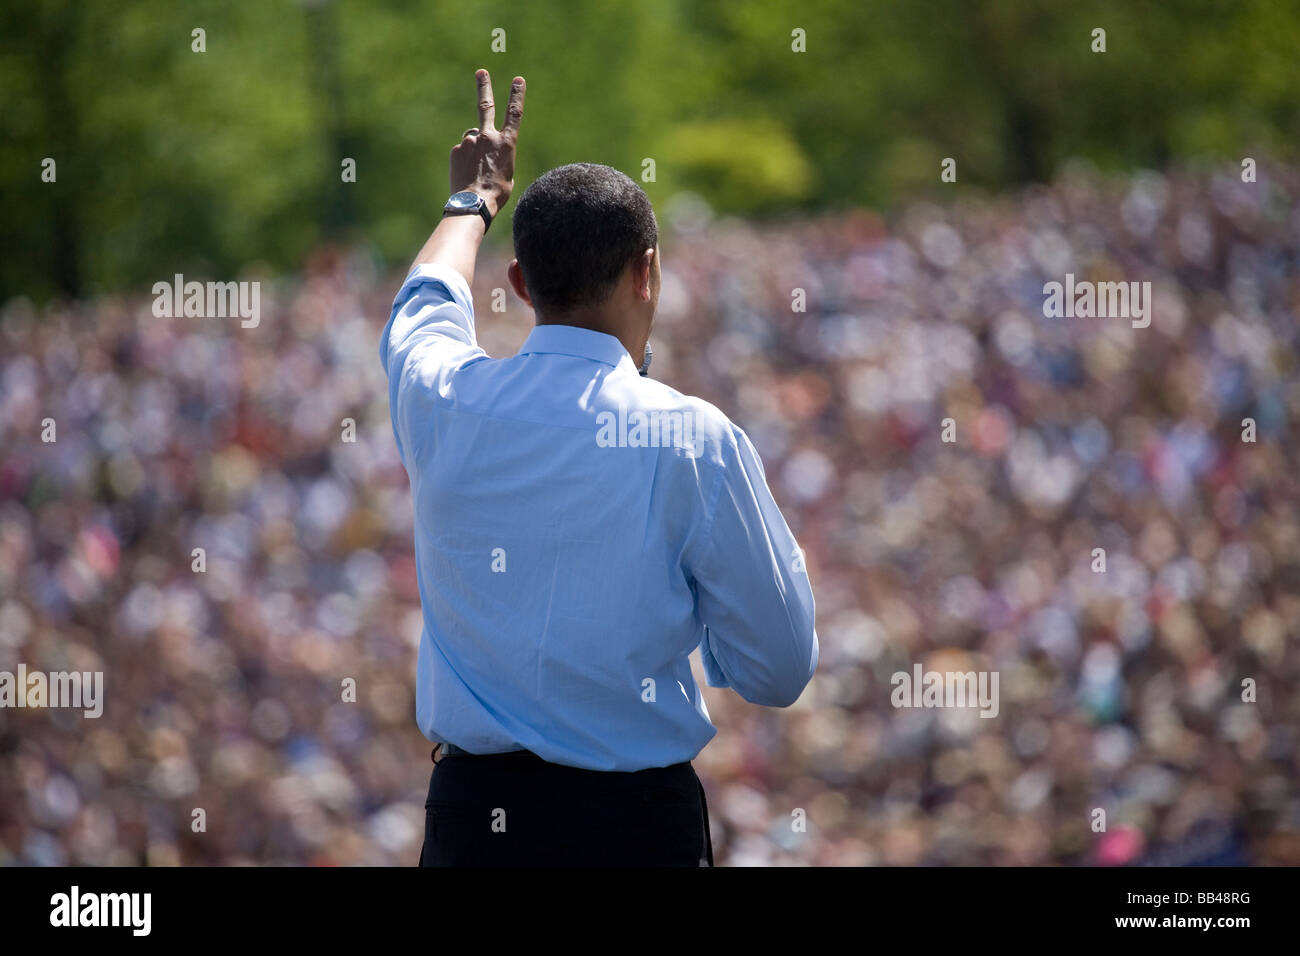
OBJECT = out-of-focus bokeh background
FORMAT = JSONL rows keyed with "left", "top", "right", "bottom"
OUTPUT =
{"left": 2, "top": 1, "right": 1298, "bottom": 865}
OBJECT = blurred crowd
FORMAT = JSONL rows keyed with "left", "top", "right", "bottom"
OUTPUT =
{"left": 2, "top": 161, "right": 1298, "bottom": 866}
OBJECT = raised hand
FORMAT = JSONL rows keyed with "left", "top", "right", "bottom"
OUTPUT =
{"left": 449, "top": 69, "right": 525, "bottom": 217}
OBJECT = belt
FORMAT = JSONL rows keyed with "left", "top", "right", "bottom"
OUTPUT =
{"left": 436, "top": 742, "right": 527, "bottom": 759}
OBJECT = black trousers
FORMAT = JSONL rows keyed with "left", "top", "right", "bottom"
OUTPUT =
{"left": 419, "top": 747, "right": 714, "bottom": 866}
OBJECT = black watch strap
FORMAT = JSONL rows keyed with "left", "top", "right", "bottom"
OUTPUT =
{"left": 445, "top": 191, "right": 494, "bottom": 232}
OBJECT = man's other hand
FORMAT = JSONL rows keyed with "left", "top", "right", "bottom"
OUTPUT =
{"left": 450, "top": 69, "right": 525, "bottom": 218}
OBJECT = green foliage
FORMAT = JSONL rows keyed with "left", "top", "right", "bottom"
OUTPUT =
{"left": 659, "top": 118, "right": 812, "bottom": 211}
{"left": 1, "top": 0, "right": 1297, "bottom": 302}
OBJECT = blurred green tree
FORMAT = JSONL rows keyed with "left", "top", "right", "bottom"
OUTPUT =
{"left": 1, "top": 0, "right": 1296, "bottom": 303}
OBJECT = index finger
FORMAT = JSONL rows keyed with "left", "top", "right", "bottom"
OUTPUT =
{"left": 476, "top": 68, "right": 495, "bottom": 130}
{"left": 502, "top": 75, "right": 525, "bottom": 138}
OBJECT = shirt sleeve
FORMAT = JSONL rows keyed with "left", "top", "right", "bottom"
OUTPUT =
{"left": 691, "top": 425, "right": 819, "bottom": 707}
{"left": 378, "top": 263, "right": 487, "bottom": 465}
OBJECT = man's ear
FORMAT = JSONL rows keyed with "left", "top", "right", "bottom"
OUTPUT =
{"left": 635, "top": 248, "right": 656, "bottom": 303}
{"left": 507, "top": 259, "right": 532, "bottom": 306}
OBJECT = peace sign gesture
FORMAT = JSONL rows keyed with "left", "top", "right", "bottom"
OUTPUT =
{"left": 450, "top": 69, "right": 526, "bottom": 217}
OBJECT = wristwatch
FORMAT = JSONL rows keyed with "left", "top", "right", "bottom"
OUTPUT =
{"left": 443, "top": 190, "right": 494, "bottom": 232}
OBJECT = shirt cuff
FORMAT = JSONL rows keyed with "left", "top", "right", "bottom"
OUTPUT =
{"left": 390, "top": 262, "right": 475, "bottom": 320}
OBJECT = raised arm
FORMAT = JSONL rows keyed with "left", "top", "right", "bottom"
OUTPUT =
{"left": 379, "top": 70, "right": 526, "bottom": 466}
{"left": 409, "top": 69, "right": 526, "bottom": 287}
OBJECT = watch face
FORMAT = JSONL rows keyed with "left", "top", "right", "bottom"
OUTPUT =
{"left": 446, "top": 191, "right": 481, "bottom": 211}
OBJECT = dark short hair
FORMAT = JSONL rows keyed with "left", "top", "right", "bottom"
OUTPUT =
{"left": 511, "top": 163, "right": 658, "bottom": 313}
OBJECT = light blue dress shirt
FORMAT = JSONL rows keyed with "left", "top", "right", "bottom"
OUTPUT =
{"left": 380, "top": 263, "right": 818, "bottom": 771}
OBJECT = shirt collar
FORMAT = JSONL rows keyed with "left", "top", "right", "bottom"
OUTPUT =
{"left": 518, "top": 324, "right": 638, "bottom": 371}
